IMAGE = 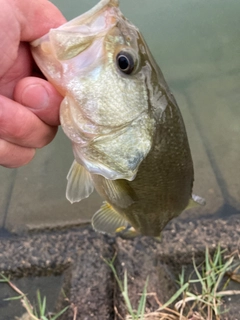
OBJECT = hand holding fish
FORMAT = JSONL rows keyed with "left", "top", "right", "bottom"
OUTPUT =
{"left": 0, "top": 0, "right": 65, "bottom": 168}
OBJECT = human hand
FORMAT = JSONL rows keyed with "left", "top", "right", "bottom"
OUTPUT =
{"left": 0, "top": 0, "right": 66, "bottom": 168}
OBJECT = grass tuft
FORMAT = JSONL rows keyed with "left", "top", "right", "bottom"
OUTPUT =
{"left": 105, "top": 245, "right": 240, "bottom": 320}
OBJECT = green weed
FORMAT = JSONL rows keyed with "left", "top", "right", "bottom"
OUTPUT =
{"left": 0, "top": 273, "right": 69, "bottom": 320}
{"left": 103, "top": 255, "right": 148, "bottom": 320}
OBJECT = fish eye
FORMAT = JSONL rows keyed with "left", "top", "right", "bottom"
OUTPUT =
{"left": 116, "top": 51, "right": 135, "bottom": 75}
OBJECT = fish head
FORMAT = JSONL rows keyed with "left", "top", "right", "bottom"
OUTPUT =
{"left": 31, "top": 0, "right": 164, "bottom": 181}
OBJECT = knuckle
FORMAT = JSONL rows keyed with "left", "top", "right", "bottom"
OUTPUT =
{"left": 36, "top": 127, "right": 58, "bottom": 149}
{"left": 0, "top": 139, "right": 36, "bottom": 168}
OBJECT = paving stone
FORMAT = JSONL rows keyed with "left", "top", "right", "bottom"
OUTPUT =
{"left": 4, "top": 129, "right": 102, "bottom": 234}
{"left": 0, "top": 168, "right": 17, "bottom": 233}
{"left": 0, "top": 227, "right": 114, "bottom": 320}
{"left": 185, "top": 73, "right": 240, "bottom": 214}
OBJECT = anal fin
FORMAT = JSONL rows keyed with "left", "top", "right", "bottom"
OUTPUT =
{"left": 66, "top": 160, "right": 94, "bottom": 203}
{"left": 92, "top": 201, "right": 129, "bottom": 235}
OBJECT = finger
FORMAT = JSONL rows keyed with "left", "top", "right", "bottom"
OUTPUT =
{"left": 0, "top": 43, "right": 32, "bottom": 99}
{"left": 10, "top": 0, "right": 66, "bottom": 41}
{"left": 14, "top": 77, "right": 63, "bottom": 126}
{"left": 0, "top": 95, "right": 58, "bottom": 148}
{"left": 0, "top": 139, "right": 35, "bottom": 168}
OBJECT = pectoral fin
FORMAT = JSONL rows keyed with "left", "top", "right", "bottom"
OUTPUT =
{"left": 186, "top": 194, "right": 206, "bottom": 210}
{"left": 92, "top": 202, "right": 129, "bottom": 235}
{"left": 66, "top": 160, "right": 94, "bottom": 203}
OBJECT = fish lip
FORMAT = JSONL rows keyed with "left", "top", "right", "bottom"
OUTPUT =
{"left": 31, "top": 0, "right": 119, "bottom": 47}
{"left": 60, "top": 0, "right": 119, "bottom": 28}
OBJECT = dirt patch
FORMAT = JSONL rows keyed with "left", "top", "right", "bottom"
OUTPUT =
{"left": 0, "top": 215, "right": 240, "bottom": 319}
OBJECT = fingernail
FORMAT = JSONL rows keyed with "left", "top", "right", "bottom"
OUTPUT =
{"left": 21, "top": 84, "right": 50, "bottom": 109}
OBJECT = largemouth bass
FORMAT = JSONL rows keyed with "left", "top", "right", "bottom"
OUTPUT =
{"left": 31, "top": 0, "right": 204, "bottom": 237}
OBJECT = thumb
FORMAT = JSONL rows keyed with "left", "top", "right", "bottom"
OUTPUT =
{"left": 10, "top": 0, "right": 66, "bottom": 41}
{"left": 14, "top": 77, "right": 63, "bottom": 126}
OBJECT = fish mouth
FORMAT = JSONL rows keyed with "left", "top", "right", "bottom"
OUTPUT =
{"left": 31, "top": 0, "right": 120, "bottom": 48}
{"left": 31, "top": 0, "right": 121, "bottom": 94}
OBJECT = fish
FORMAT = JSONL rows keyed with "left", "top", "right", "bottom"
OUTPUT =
{"left": 31, "top": 0, "right": 205, "bottom": 237}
